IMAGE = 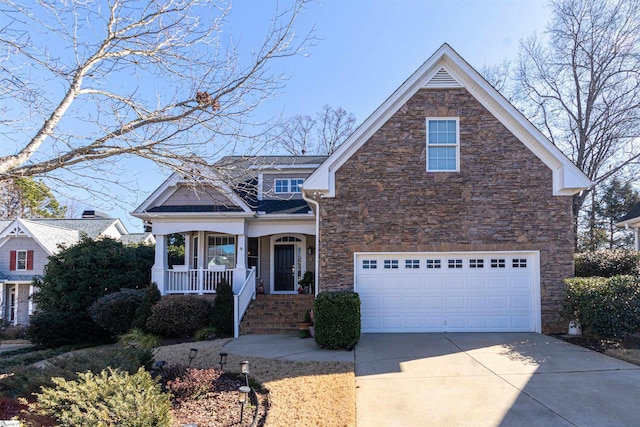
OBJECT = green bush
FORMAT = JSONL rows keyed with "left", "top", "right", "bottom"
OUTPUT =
{"left": 0, "top": 346, "right": 153, "bottom": 399}
{"left": 119, "top": 328, "right": 162, "bottom": 349}
{"left": 27, "top": 311, "right": 110, "bottom": 348}
{"left": 575, "top": 250, "right": 640, "bottom": 277}
{"left": 563, "top": 275, "right": 640, "bottom": 337}
{"left": 212, "top": 279, "right": 234, "bottom": 336}
{"left": 27, "top": 367, "right": 171, "bottom": 427}
{"left": 314, "top": 291, "right": 361, "bottom": 350}
{"left": 89, "top": 288, "right": 145, "bottom": 335}
{"left": 146, "top": 295, "right": 214, "bottom": 338}
{"left": 131, "top": 283, "right": 162, "bottom": 331}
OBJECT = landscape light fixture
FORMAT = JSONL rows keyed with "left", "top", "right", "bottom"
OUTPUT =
{"left": 188, "top": 348, "right": 198, "bottom": 367}
{"left": 219, "top": 352, "right": 228, "bottom": 370}
{"left": 240, "top": 360, "right": 250, "bottom": 386}
{"left": 238, "top": 385, "right": 251, "bottom": 422}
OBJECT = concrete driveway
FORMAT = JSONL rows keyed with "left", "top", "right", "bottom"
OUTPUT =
{"left": 355, "top": 333, "right": 640, "bottom": 426}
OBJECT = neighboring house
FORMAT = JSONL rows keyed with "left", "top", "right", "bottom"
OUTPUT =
{"left": 134, "top": 44, "right": 590, "bottom": 336}
{"left": 0, "top": 211, "right": 154, "bottom": 325}
{"left": 617, "top": 202, "right": 640, "bottom": 250}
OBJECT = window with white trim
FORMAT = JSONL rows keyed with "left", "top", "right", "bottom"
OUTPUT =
{"left": 448, "top": 259, "right": 463, "bottom": 269}
{"left": 491, "top": 258, "right": 506, "bottom": 268}
{"left": 16, "top": 250, "right": 27, "bottom": 271}
{"left": 470, "top": 259, "right": 484, "bottom": 268}
{"left": 512, "top": 258, "right": 527, "bottom": 268}
{"left": 274, "top": 179, "right": 289, "bottom": 193}
{"left": 427, "top": 118, "right": 459, "bottom": 172}
{"left": 290, "top": 179, "right": 304, "bottom": 192}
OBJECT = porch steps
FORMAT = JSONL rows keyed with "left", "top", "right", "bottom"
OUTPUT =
{"left": 240, "top": 294, "right": 314, "bottom": 335}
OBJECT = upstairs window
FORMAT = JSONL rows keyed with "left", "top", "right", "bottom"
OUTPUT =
{"left": 274, "top": 178, "right": 304, "bottom": 194}
{"left": 427, "top": 118, "right": 459, "bottom": 172}
{"left": 10, "top": 250, "right": 33, "bottom": 271}
{"left": 274, "top": 179, "right": 289, "bottom": 193}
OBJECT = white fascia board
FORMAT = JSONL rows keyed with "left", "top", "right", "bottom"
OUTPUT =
{"left": 616, "top": 217, "right": 640, "bottom": 228}
{"left": 249, "top": 164, "right": 323, "bottom": 170}
{"left": 132, "top": 211, "right": 255, "bottom": 221}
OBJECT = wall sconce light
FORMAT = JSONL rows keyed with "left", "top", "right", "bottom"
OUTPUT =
{"left": 240, "top": 360, "right": 250, "bottom": 386}
{"left": 219, "top": 352, "right": 228, "bottom": 370}
{"left": 188, "top": 348, "right": 198, "bottom": 367}
{"left": 307, "top": 246, "right": 313, "bottom": 255}
{"left": 238, "top": 385, "right": 251, "bottom": 422}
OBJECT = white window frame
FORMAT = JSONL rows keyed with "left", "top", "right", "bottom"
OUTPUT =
{"left": 290, "top": 179, "right": 304, "bottom": 193}
{"left": 16, "top": 250, "right": 27, "bottom": 271}
{"left": 274, "top": 179, "right": 289, "bottom": 194}
{"left": 426, "top": 117, "right": 460, "bottom": 172}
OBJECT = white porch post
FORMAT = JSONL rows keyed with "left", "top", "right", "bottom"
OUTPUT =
{"left": 152, "top": 234, "right": 168, "bottom": 295}
{"left": 234, "top": 234, "right": 247, "bottom": 293}
{"left": 635, "top": 228, "right": 640, "bottom": 251}
{"left": 184, "top": 235, "right": 191, "bottom": 267}
{"left": 0, "top": 283, "right": 4, "bottom": 322}
{"left": 198, "top": 231, "right": 206, "bottom": 291}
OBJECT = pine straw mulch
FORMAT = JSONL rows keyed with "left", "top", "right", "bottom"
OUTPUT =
{"left": 154, "top": 339, "right": 355, "bottom": 427}
{"left": 554, "top": 333, "right": 640, "bottom": 365}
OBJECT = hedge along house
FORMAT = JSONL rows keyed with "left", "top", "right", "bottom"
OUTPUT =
{"left": 136, "top": 44, "right": 590, "bottom": 336}
{"left": 0, "top": 212, "right": 154, "bottom": 325}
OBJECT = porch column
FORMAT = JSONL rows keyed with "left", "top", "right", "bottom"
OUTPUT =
{"left": 635, "top": 228, "right": 640, "bottom": 251}
{"left": 152, "top": 234, "right": 168, "bottom": 294}
{"left": 234, "top": 234, "right": 247, "bottom": 293}
{"left": 0, "top": 283, "right": 4, "bottom": 322}
{"left": 184, "top": 234, "right": 191, "bottom": 267}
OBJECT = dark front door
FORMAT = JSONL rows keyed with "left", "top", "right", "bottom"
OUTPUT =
{"left": 274, "top": 244, "right": 295, "bottom": 292}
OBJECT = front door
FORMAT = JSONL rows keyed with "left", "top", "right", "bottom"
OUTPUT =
{"left": 274, "top": 244, "right": 295, "bottom": 292}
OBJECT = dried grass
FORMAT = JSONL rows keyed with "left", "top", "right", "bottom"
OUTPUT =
{"left": 154, "top": 339, "right": 355, "bottom": 427}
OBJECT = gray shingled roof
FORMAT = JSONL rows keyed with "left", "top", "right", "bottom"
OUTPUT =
{"left": 32, "top": 218, "right": 123, "bottom": 239}
{"left": 21, "top": 220, "right": 80, "bottom": 254}
{"left": 620, "top": 202, "right": 640, "bottom": 222}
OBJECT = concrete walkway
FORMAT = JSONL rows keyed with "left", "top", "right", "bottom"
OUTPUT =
{"left": 224, "top": 334, "right": 354, "bottom": 362}
{"left": 355, "top": 333, "right": 640, "bottom": 427}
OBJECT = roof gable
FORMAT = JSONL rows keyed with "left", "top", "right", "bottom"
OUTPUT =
{"left": 617, "top": 201, "right": 640, "bottom": 227}
{"left": 303, "top": 43, "right": 591, "bottom": 197}
{"left": 0, "top": 219, "right": 79, "bottom": 255}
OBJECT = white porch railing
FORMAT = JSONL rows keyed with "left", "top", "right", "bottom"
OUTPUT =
{"left": 165, "top": 268, "right": 234, "bottom": 294}
{"left": 233, "top": 267, "right": 257, "bottom": 338}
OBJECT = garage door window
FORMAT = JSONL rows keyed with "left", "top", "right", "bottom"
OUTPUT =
{"left": 469, "top": 259, "right": 484, "bottom": 268}
{"left": 384, "top": 260, "right": 399, "bottom": 269}
{"left": 426, "top": 259, "right": 441, "bottom": 269}
{"left": 448, "top": 259, "right": 463, "bottom": 269}
{"left": 362, "top": 260, "right": 377, "bottom": 269}
{"left": 405, "top": 260, "right": 420, "bottom": 269}
{"left": 491, "top": 259, "right": 506, "bottom": 268}
{"left": 513, "top": 258, "right": 527, "bottom": 268}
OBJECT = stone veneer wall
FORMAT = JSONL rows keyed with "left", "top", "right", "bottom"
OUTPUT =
{"left": 317, "top": 88, "right": 575, "bottom": 333}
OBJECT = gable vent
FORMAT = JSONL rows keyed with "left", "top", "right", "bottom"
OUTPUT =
{"left": 425, "top": 67, "right": 461, "bottom": 88}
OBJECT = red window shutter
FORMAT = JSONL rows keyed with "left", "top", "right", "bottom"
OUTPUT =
{"left": 27, "top": 250, "right": 34, "bottom": 270}
{"left": 9, "top": 251, "right": 16, "bottom": 271}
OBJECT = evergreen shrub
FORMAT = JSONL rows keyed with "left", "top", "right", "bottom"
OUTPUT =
{"left": 314, "top": 291, "right": 361, "bottom": 350}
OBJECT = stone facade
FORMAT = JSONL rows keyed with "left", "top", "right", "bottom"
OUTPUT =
{"left": 317, "top": 88, "right": 575, "bottom": 333}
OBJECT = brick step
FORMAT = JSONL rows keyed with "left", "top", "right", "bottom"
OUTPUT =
{"left": 240, "top": 294, "right": 314, "bottom": 335}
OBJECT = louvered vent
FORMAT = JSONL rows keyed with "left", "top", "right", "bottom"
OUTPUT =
{"left": 425, "top": 67, "right": 460, "bottom": 88}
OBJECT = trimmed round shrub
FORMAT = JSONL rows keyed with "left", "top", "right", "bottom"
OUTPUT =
{"left": 314, "top": 291, "right": 361, "bottom": 350}
{"left": 564, "top": 275, "right": 640, "bottom": 337}
{"left": 212, "top": 279, "right": 234, "bottom": 336}
{"left": 89, "top": 288, "right": 145, "bottom": 335}
{"left": 146, "top": 295, "right": 214, "bottom": 338}
{"left": 131, "top": 283, "right": 162, "bottom": 331}
{"left": 575, "top": 250, "right": 640, "bottom": 277}
{"left": 29, "top": 367, "right": 171, "bottom": 426}
{"left": 27, "top": 311, "right": 110, "bottom": 348}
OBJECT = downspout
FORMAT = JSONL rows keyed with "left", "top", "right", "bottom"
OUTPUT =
{"left": 302, "top": 189, "right": 321, "bottom": 296}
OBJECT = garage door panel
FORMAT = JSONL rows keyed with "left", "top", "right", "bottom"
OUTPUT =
{"left": 356, "top": 251, "right": 539, "bottom": 333}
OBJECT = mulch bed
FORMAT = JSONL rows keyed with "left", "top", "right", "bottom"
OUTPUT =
{"left": 554, "top": 334, "right": 640, "bottom": 353}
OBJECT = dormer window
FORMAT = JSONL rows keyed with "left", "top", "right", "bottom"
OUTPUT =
{"left": 275, "top": 179, "right": 289, "bottom": 193}
{"left": 427, "top": 118, "right": 459, "bottom": 172}
{"left": 274, "top": 178, "right": 304, "bottom": 194}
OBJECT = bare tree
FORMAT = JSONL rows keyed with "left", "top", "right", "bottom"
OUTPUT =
{"left": 515, "top": 0, "right": 640, "bottom": 224}
{"left": 0, "top": 0, "right": 311, "bottom": 186}
{"left": 277, "top": 105, "right": 355, "bottom": 155}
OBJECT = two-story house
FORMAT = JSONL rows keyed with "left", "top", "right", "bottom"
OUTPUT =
{"left": 134, "top": 44, "right": 591, "bottom": 337}
{"left": 0, "top": 212, "right": 154, "bottom": 325}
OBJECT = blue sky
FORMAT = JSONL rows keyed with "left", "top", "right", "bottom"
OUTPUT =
{"left": 57, "top": 0, "right": 553, "bottom": 230}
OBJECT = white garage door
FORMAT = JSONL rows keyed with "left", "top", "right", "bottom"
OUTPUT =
{"left": 355, "top": 252, "right": 540, "bottom": 333}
